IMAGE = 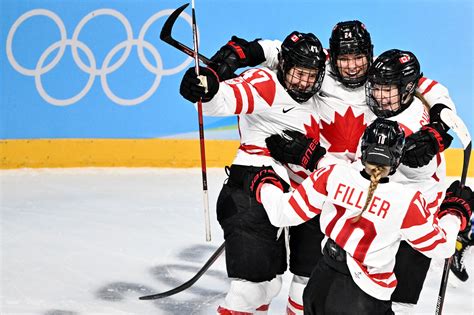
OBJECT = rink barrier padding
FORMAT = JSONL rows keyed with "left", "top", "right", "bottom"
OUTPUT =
{"left": 0, "top": 139, "right": 239, "bottom": 168}
{"left": 0, "top": 139, "right": 472, "bottom": 177}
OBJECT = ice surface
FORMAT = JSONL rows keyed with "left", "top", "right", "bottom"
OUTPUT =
{"left": 1, "top": 168, "right": 472, "bottom": 314}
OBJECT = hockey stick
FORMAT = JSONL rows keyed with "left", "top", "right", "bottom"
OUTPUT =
{"left": 162, "top": 2, "right": 212, "bottom": 241}
{"left": 139, "top": 241, "right": 225, "bottom": 300}
{"left": 160, "top": 3, "right": 213, "bottom": 66}
{"left": 435, "top": 109, "right": 471, "bottom": 315}
{"left": 191, "top": 0, "right": 212, "bottom": 242}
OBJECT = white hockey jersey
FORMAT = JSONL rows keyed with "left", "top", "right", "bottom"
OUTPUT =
{"left": 355, "top": 97, "right": 447, "bottom": 213}
{"left": 200, "top": 67, "right": 320, "bottom": 185}
{"left": 258, "top": 39, "right": 457, "bottom": 167}
{"left": 260, "top": 163, "right": 461, "bottom": 300}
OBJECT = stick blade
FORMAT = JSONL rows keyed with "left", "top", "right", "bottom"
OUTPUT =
{"left": 160, "top": 3, "right": 189, "bottom": 42}
{"left": 461, "top": 141, "right": 471, "bottom": 186}
{"left": 440, "top": 109, "right": 472, "bottom": 149}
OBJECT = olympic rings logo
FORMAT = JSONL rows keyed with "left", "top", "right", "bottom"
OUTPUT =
{"left": 6, "top": 8, "right": 195, "bottom": 106}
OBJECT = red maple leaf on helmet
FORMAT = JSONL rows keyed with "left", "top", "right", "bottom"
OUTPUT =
{"left": 320, "top": 107, "right": 367, "bottom": 153}
{"left": 303, "top": 115, "right": 320, "bottom": 141}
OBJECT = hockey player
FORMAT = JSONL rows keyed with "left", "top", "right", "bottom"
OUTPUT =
{"left": 249, "top": 118, "right": 473, "bottom": 314}
{"left": 179, "top": 31, "right": 327, "bottom": 314}
{"left": 364, "top": 49, "right": 454, "bottom": 312}
{"left": 210, "top": 21, "right": 455, "bottom": 169}
{"left": 209, "top": 21, "right": 457, "bottom": 314}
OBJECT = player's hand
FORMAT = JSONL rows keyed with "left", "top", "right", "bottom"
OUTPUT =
{"left": 438, "top": 180, "right": 473, "bottom": 232}
{"left": 402, "top": 123, "right": 452, "bottom": 168}
{"left": 180, "top": 67, "right": 219, "bottom": 103}
{"left": 249, "top": 167, "right": 289, "bottom": 203}
{"left": 266, "top": 130, "right": 326, "bottom": 171}
{"left": 210, "top": 36, "right": 265, "bottom": 81}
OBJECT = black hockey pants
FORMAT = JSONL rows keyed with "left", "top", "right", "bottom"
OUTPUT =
{"left": 216, "top": 165, "right": 287, "bottom": 282}
{"left": 303, "top": 239, "right": 394, "bottom": 315}
{"left": 391, "top": 240, "right": 431, "bottom": 304}
{"left": 289, "top": 216, "right": 325, "bottom": 277}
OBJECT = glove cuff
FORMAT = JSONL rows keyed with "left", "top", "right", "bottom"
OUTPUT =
{"left": 439, "top": 196, "right": 472, "bottom": 232}
{"left": 422, "top": 125, "right": 446, "bottom": 152}
{"left": 300, "top": 139, "right": 325, "bottom": 171}
{"left": 438, "top": 207, "right": 468, "bottom": 231}
{"left": 255, "top": 178, "right": 284, "bottom": 203}
{"left": 226, "top": 40, "right": 247, "bottom": 59}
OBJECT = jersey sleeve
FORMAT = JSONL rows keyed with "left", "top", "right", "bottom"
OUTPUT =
{"left": 200, "top": 68, "right": 278, "bottom": 116}
{"left": 400, "top": 191, "right": 460, "bottom": 259}
{"left": 416, "top": 77, "right": 456, "bottom": 112}
{"left": 260, "top": 165, "right": 335, "bottom": 227}
{"left": 257, "top": 39, "right": 282, "bottom": 70}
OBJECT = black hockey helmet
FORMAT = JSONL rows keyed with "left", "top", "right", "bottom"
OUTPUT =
{"left": 329, "top": 20, "right": 373, "bottom": 88}
{"left": 361, "top": 118, "right": 405, "bottom": 174}
{"left": 277, "top": 31, "right": 326, "bottom": 103}
{"left": 366, "top": 49, "right": 422, "bottom": 118}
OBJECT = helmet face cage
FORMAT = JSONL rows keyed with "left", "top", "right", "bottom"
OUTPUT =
{"left": 366, "top": 49, "right": 421, "bottom": 118}
{"left": 361, "top": 118, "right": 405, "bottom": 174}
{"left": 278, "top": 31, "right": 326, "bottom": 103}
{"left": 329, "top": 20, "right": 373, "bottom": 88}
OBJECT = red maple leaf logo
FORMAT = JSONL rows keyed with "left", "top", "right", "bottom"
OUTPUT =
{"left": 320, "top": 107, "right": 367, "bottom": 153}
{"left": 304, "top": 115, "right": 320, "bottom": 141}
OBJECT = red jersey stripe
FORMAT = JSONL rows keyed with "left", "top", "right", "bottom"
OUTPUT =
{"left": 296, "top": 185, "right": 322, "bottom": 215}
{"left": 371, "top": 272, "right": 395, "bottom": 280}
{"left": 241, "top": 81, "right": 254, "bottom": 114}
{"left": 286, "top": 166, "right": 310, "bottom": 181}
{"left": 256, "top": 304, "right": 269, "bottom": 311}
{"left": 410, "top": 229, "right": 439, "bottom": 245}
{"left": 289, "top": 195, "right": 312, "bottom": 221}
{"left": 288, "top": 297, "right": 304, "bottom": 310}
{"left": 289, "top": 178, "right": 300, "bottom": 189}
{"left": 238, "top": 144, "right": 271, "bottom": 156}
{"left": 418, "top": 77, "right": 427, "bottom": 87}
{"left": 427, "top": 192, "right": 443, "bottom": 210}
{"left": 230, "top": 84, "right": 243, "bottom": 114}
{"left": 353, "top": 259, "right": 398, "bottom": 288}
{"left": 415, "top": 236, "right": 447, "bottom": 252}
{"left": 421, "top": 80, "right": 438, "bottom": 96}
{"left": 217, "top": 306, "right": 252, "bottom": 315}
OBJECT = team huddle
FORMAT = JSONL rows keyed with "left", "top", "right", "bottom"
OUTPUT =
{"left": 178, "top": 21, "right": 473, "bottom": 315}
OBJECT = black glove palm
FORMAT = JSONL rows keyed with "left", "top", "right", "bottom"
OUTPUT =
{"left": 266, "top": 130, "right": 326, "bottom": 171}
{"left": 180, "top": 66, "right": 219, "bottom": 103}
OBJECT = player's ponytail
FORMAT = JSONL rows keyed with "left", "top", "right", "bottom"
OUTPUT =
{"left": 352, "top": 165, "right": 385, "bottom": 223}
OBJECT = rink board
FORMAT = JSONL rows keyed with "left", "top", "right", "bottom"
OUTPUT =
{"left": 1, "top": 139, "right": 472, "bottom": 177}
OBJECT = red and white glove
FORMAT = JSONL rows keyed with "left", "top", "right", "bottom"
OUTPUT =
{"left": 438, "top": 180, "right": 473, "bottom": 232}
{"left": 249, "top": 168, "right": 289, "bottom": 203}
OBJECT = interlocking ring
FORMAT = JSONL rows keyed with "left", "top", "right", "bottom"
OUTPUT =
{"left": 6, "top": 8, "right": 194, "bottom": 106}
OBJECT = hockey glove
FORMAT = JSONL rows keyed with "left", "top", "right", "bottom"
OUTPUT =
{"left": 180, "top": 66, "right": 219, "bottom": 103}
{"left": 266, "top": 130, "right": 326, "bottom": 171}
{"left": 250, "top": 167, "right": 289, "bottom": 203}
{"left": 210, "top": 36, "right": 265, "bottom": 81}
{"left": 402, "top": 123, "right": 453, "bottom": 168}
{"left": 438, "top": 180, "right": 473, "bottom": 232}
